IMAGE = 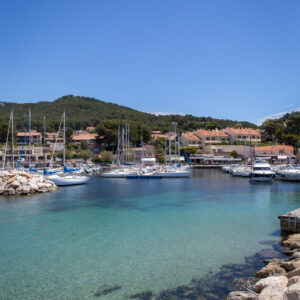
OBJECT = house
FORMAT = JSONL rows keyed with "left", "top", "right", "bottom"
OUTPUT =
{"left": 16, "top": 130, "right": 42, "bottom": 145}
{"left": 45, "top": 132, "right": 64, "bottom": 144}
{"left": 195, "top": 129, "right": 230, "bottom": 151}
{"left": 72, "top": 131, "right": 98, "bottom": 144}
{"left": 224, "top": 128, "right": 261, "bottom": 143}
{"left": 181, "top": 132, "right": 202, "bottom": 150}
{"left": 129, "top": 145, "right": 155, "bottom": 162}
{"left": 255, "top": 145, "right": 295, "bottom": 164}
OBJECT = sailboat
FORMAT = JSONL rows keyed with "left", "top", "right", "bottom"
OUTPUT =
{"left": 47, "top": 112, "right": 89, "bottom": 186}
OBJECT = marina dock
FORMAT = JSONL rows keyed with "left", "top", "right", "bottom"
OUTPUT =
{"left": 278, "top": 208, "right": 300, "bottom": 233}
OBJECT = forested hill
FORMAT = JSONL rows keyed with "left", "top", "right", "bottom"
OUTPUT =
{"left": 0, "top": 95, "right": 256, "bottom": 132}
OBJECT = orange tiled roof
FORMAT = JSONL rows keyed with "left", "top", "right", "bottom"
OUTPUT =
{"left": 182, "top": 132, "right": 200, "bottom": 141}
{"left": 225, "top": 128, "right": 260, "bottom": 135}
{"left": 255, "top": 145, "right": 294, "bottom": 151}
{"left": 72, "top": 133, "right": 97, "bottom": 141}
{"left": 196, "top": 129, "right": 229, "bottom": 137}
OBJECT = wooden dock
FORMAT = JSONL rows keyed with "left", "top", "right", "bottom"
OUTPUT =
{"left": 279, "top": 209, "right": 300, "bottom": 233}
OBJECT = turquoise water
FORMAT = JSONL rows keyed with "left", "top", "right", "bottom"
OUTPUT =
{"left": 1, "top": 169, "right": 300, "bottom": 299}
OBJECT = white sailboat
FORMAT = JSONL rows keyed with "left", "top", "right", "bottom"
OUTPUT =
{"left": 47, "top": 112, "right": 89, "bottom": 186}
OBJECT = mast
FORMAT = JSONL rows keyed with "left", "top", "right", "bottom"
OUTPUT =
{"left": 168, "top": 132, "right": 171, "bottom": 156}
{"left": 122, "top": 127, "right": 124, "bottom": 163}
{"left": 43, "top": 116, "right": 46, "bottom": 170}
{"left": 128, "top": 123, "right": 130, "bottom": 162}
{"left": 177, "top": 130, "right": 180, "bottom": 164}
{"left": 63, "top": 111, "right": 66, "bottom": 167}
{"left": 11, "top": 110, "right": 14, "bottom": 168}
{"left": 3, "top": 112, "right": 12, "bottom": 169}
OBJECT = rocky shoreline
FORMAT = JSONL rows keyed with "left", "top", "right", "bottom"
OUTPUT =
{"left": 0, "top": 170, "right": 57, "bottom": 195}
{"left": 227, "top": 234, "right": 300, "bottom": 300}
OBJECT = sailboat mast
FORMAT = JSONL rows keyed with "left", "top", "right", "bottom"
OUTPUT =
{"left": 168, "top": 132, "right": 171, "bottom": 156}
{"left": 128, "top": 123, "right": 130, "bottom": 162}
{"left": 3, "top": 112, "right": 11, "bottom": 169}
{"left": 43, "top": 116, "right": 46, "bottom": 170}
{"left": 63, "top": 111, "right": 66, "bottom": 166}
{"left": 11, "top": 110, "right": 14, "bottom": 168}
{"left": 122, "top": 127, "right": 124, "bottom": 163}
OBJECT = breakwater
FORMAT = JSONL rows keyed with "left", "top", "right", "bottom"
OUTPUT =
{"left": 0, "top": 170, "right": 57, "bottom": 195}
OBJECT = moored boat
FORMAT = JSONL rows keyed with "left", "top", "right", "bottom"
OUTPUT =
{"left": 249, "top": 160, "right": 275, "bottom": 183}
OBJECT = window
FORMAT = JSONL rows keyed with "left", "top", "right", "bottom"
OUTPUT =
{"left": 206, "top": 137, "right": 210, "bottom": 141}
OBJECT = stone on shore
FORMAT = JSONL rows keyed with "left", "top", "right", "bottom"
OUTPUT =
{"left": 287, "top": 268, "right": 300, "bottom": 279}
{"left": 226, "top": 291, "right": 257, "bottom": 300}
{"left": 256, "top": 259, "right": 287, "bottom": 278}
{"left": 253, "top": 275, "right": 288, "bottom": 293}
{"left": 0, "top": 170, "right": 57, "bottom": 195}
{"left": 288, "top": 276, "right": 300, "bottom": 287}
{"left": 258, "top": 285, "right": 286, "bottom": 299}
{"left": 284, "top": 281, "right": 300, "bottom": 299}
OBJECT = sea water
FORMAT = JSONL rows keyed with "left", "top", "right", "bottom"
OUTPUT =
{"left": 1, "top": 169, "right": 300, "bottom": 299}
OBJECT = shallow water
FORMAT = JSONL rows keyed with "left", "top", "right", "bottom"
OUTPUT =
{"left": 1, "top": 169, "right": 300, "bottom": 299}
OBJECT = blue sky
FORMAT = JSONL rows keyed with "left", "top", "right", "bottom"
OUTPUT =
{"left": 1, "top": 0, "right": 300, "bottom": 124}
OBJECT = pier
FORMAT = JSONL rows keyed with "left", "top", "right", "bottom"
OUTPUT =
{"left": 278, "top": 208, "right": 300, "bottom": 233}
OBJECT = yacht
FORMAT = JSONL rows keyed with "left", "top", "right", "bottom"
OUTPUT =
{"left": 231, "top": 166, "right": 251, "bottom": 177}
{"left": 155, "top": 165, "right": 191, "bottom": 178}
{"left": 249, "top": 160, "right": 275, "bottom": 182}
{"left": 277, "top": 165, "right": 300, "bottom": 182}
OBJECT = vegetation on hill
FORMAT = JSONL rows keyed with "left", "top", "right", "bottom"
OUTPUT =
{"left": 260, "top": 111, "right": 300, "bottom": 147}
{"left": 0, "top": 95, "right": 256, "bottom": 139}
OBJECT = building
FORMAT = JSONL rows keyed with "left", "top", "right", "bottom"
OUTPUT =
{"left": 189, "top": 154, "right": 241, "bottom": 165}
{"left": 195, "top": 129, "right": 230, "bottom": 150}
{"left": 205, "top": 144, "right": 253, "bottom": 159}
{"left": 0, "top": 146, "right": 51, "bottom": 167}
{"left": 181, "top": 132, "right": 202, "bottom": 150}
{"left": 72, "top": 131, "right": 98, "bottom": 144}
{"left": 45, "top": 132, "right": 64, "bottom": 144}
{"left": 16, "top": 130, "right": 42, "bottom": 145}
{"left": 255, "top": 145, "right": 295, "bottom": 164}
{"left": 129, "top": 145, "right": 155, "bottom": 162}
{"left": 224, "top": 128, "right": 261, "bottom": 143}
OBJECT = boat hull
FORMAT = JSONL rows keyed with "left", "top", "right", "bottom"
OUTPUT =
{"left": 48, "top": 175, "right": 89, "bottom": 186}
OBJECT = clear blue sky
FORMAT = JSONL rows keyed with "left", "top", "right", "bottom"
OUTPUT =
{"left": 1, "top": 0, "right": 300, "bottom": 124}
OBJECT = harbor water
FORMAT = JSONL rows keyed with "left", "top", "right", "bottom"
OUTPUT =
{"left": 1, "top": 169, "right": 300, "bottom": 299}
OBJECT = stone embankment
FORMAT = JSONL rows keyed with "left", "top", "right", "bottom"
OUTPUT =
{"left": 0, "top": 170, "right": 57, "bottom": 195}
{"left": 227, "top": 234, "right": 300, "bottom": 300}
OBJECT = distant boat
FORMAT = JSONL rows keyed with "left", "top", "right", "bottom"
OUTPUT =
{"left": 277, "top": 165, "right": 300, "bottom": 182}
{"left": 249, "top": 160, "right": 275, "bottom": 182}
{"left": 47, "top": 112, "right": 89, "bottom": 186}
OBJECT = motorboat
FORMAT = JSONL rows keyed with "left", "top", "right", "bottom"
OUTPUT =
{"left": 231, "top": 166, "right": 251, "bottom": 177}
{"left": 249, "top": 160, "right": 275, "bottom": 182}
{"left": 277, "top": 165, "right": 300, "bottom": 182}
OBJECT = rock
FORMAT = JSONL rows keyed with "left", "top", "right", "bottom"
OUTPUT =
{"left": 0, "top": 184, "right": 5, "bottom": 194}
{"left": 29, "top": 183, "right": 39, "bottom": 192}
{"left": 18, "top": 176, "right": 27, "bottom": 184}
{"left": 287, "top": 269, "right": 300, "bottom": 279}
{"left": 9, "top": 180, "right": 21, "bottom": 189}
{"left": 290, "top": 253, "right": 300, "bottom": 261}
{"left": 282, "top": 260, "right": 300, "bottom": 272}
{"left": 283, "top": 235, "right": 300, "bottom": 247}
{"left": 258, "top": 285, "right": 286, "bottom": 299}
{"left": 7, "top": 188, "right": 15, "bottom": 195}
{"left": 253, "top": 275, "right": 288, "bottom": 293}
{"left": 19, "top": 172, "right": 33, "bottom": 179}
{"left": 226, "top": 291, "right": 257, "bottom": 300}
{"left": 94, "top": 285, "right": 122, "bottom": 297}
{"left": 284, "top": 281, "right": 300, "bottom": 299}
{"left": 291, "top": 243, "right": 300, "bottom": 250}
{"left": 6, "top": 176, "right": 16, "bottom": 184}
{"left": 256, "top": 259, "right": 287, "bottom": 278}
{"left": 130, "top": 290, "right": 153, "bottom": 300}
{"left": 21, "top": 185, "right": 31, "bottom": 194}
{"left": 288, "top": 276, "right": 300, "bottom": 287}
{"left": 257, "top": 249, "right": 282, "bottom": 259}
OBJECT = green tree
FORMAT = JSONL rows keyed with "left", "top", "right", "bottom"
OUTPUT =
{"left": 230, "top": 150, "right": 238, "bottom": 158}
{"left": 100, "top": 150, "right": 113, "bottom": 162}
{"left": 80, "top": 140, "right": 88, "bottom": 150}
{"left": 78, "top": 150, "right": 92, "bottom": 162}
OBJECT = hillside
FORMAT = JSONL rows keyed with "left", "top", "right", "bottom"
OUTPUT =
{"left": 0, "top": 95, "right": 257, "bottom": 132}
